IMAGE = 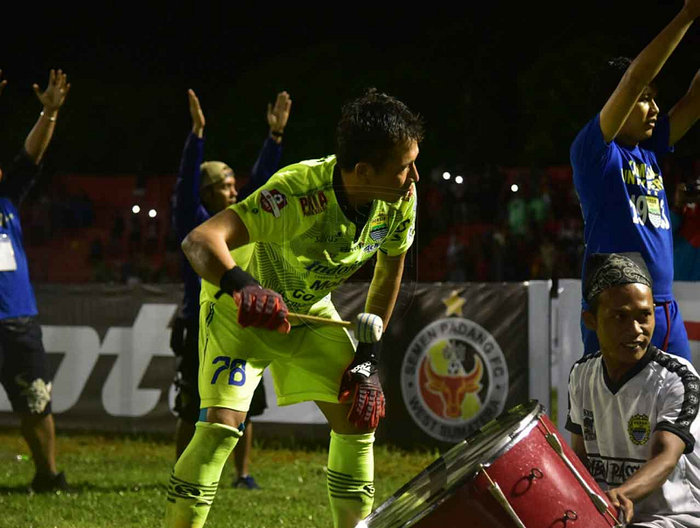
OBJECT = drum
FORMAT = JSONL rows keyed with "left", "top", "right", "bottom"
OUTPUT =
{"left": 361, "top": 400, "right": 623, "bottom": 527}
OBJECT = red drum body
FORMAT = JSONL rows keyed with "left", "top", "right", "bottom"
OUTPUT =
{"left": 362, "top": 401, "right": 623, "bottom": 528}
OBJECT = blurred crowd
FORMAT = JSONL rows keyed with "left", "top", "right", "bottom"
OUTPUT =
{"left": 17, "top": 156, "right": 699, "bottom": 285}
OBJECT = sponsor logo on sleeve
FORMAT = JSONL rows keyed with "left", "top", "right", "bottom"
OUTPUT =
{"left": 299, "top": 191, "right": 328, "bottom": 216}
{"left": 260, "top": 190, "right": 288, "bottom": 217}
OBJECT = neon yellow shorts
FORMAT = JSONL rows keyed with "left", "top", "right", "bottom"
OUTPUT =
{"left": 198, "top": 297, "right": 355, "bottom": 412}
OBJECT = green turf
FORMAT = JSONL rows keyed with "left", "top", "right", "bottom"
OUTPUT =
{"left": 0, "top": 430, "right": 439, "bottom": 528}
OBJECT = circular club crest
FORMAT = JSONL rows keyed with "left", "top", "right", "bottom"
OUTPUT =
{"left": 401, "top": 318, "right": 509, "bottom": 442}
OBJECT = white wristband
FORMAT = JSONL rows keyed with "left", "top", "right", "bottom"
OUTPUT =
{"left": 40, "top": 111, "right": 56, "bottom": 122}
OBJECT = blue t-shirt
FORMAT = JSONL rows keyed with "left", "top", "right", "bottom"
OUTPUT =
{"left": 571, "top": 114, "right": 674, "bottom": 302}
{"left": 171, "top": 133, "right": 282, "bottom": 320}
{"left": 0, "top": 151, "right": 40, "bottom": 319}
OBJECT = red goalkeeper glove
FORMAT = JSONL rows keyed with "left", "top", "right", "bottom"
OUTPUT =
{"left": 217, "top": 267, "right": 290, "bottom": 333}
{"left": 338, "top": 341, "right": 385, "bottom": 429}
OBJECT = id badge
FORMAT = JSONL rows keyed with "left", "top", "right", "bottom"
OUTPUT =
{"left": 646, "top": 196, "right": 663, "bottom": 229}
{"left": 0, "top": 234, "right": 17, "bottom": 271}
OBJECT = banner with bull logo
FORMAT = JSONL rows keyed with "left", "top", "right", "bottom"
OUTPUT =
{"left": 0, "top": 282, "right": 532, "bottom": 448}
{"left": 333, "top": 282, "right": 531, "bottom": 449}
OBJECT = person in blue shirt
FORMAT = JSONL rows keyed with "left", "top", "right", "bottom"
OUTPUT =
{"left": 0, "top": 69, "right": 71, "bottom": 492}
{"left": 571, "top": 0, "right": 700, "bottom": 361}
{"left": 170, "top": 88, "right": 291, "bottom": 489}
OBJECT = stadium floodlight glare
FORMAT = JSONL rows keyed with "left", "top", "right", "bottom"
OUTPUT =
{"left": 455, "top": 175, "right": 464, "bottom": 184}
{"left": 511, "top": 184, "right": 519, "bottom": 193}
{"left": 442, "top": 171, "right": 451, "bottom": 180}
{"left": 132, "top": 205, "right": 141, "bottom": 214}
{"left": 148, "top": 209, "right": 157, "bottom": 218}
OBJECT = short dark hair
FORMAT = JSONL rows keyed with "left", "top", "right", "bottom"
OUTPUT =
{"left": 591, "top": 57, "right": 632, "bottom": 109}
{"left": 591, "top": 56, "right": 658, "bottom": 110}
{"left": 335, "top": 88, "right": 424, "bottom": 172}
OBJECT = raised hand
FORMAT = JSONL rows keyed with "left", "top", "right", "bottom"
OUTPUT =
{"left": 0, "top": 70, "right": 7, "bottom": 97}
{"left": 267, "top": 91, "right": 292, "bottom": 136}
{"left": 33, "top": 69, "right": 70, "bottom": 113}
{"left": 338, "top": 342, "right": 386, "bottom": 429}
{"left": 188, "top": 89, "right": 206, "bottom": 137}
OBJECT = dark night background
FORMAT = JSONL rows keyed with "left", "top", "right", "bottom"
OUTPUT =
{"left": 1, "top": 3, "right": 699, "bottom": 284}
{"left": 2, "top": 3, "right": 698, "bottom": 176}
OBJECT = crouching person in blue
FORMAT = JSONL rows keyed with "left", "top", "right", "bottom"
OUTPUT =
{"left": 0, "top": 69, "right": 71, "bottom": 492}
{"left": 567, "top": 252, "right": 700, "bottom": 526}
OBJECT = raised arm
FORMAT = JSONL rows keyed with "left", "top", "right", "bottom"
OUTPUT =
{"left": 266, "top": 91, "right": 292, "bottom": 145}
{"left": 669, "top": 69, "right": 700, "bottom": 145}
{"left": 189, "top": 88, "right": 205, "bottom": 139}
{"left": 599, "top": 1, "right": 699, "bottom": 143}
{"left": 241, "top": 91, "right": 292, "bottom": 201}
{"left": 24, "top": 69, "right": 71, "bottom": 164}
{"left": 172, "top": 89, "right": 207, "bottom": 242}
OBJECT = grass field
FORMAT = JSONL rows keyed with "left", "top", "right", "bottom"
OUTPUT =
{"left": 0, "top": 429, "right": 439, "bottom": 528}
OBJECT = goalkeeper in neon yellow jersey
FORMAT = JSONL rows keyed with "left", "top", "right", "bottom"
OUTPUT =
{"left": 165, "top": 89, "right": 423, "bottom": 528}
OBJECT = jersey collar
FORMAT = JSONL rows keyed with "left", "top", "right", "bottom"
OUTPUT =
{"left": 333, "top": 164, "right": 372, "bottom": 236}
{"left": 602, "top": 345, "right": 658, "bottom": 395}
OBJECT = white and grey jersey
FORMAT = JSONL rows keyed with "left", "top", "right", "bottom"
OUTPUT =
{"left": 566, "top": 346, "right": 700, "bottom": 526}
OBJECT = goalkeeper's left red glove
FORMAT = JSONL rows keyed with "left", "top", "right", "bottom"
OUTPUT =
{"left": 338, "top": 341, "right": 385, "bottom": 429}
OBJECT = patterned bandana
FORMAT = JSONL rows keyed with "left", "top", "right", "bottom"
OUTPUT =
{"left": 584, "top": 252, "right": 653, "bottom": 303}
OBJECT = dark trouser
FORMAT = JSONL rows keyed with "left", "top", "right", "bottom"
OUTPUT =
{"left": 0, "top": 317, "right": 52, "bottom": 415}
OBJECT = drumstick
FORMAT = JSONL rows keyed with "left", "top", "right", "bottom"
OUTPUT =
{"left": 288, "top": 312, "right": 352, "bottom": 328}
{"left": 287, "top": 312, "right": 384, "bottom": 343}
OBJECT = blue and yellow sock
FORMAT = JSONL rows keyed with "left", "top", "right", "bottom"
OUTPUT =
{"left": 327, "top": 431, "right": 376, "bottom": 528}
{"left": 165, "top": 421, "right": 242, "bottom": 528}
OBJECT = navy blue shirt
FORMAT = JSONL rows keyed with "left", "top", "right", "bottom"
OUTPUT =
{"left": 0, "top": 151, "right": 41, "bottom": 319}
{"left": 572, "top": 114, "right": 674, "bottom": 302}
{"left": 171, "top": 133, "right": 282, "bottom": 320}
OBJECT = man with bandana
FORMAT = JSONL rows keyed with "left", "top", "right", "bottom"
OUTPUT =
{"left": 170, "top": 88, "right": 292, "bottom": 489}
{"left": 571, "top": 0, "right": 700, "bottom": 360}
{"left": 567, "top": 252, "right": 700, "bottom": 527}
{"left": 0, "top": 69, "right": 71, "bottom": 492}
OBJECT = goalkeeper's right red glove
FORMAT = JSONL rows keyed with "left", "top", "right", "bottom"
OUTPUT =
{"left": 217, "top": 267, "right": 290, "bottom": 334}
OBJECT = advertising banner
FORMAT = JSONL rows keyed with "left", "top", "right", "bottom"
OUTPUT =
{"left": 333, "top": 281, "right": 533, "bottom": 449}
{"left": 0, "top": 281, "right": 542, "bottom": 449}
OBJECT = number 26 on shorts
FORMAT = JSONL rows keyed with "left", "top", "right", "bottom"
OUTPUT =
{"left": 210, "top": 357, "right": 247, "bottom": 386}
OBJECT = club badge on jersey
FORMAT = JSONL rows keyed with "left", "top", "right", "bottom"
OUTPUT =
{"left": 260, "top": 190, "right": 288, "bottom": 218}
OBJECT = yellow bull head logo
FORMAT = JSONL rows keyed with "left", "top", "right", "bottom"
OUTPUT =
{"left": 422, "top": 355, "right": 484, "bottom": 419}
